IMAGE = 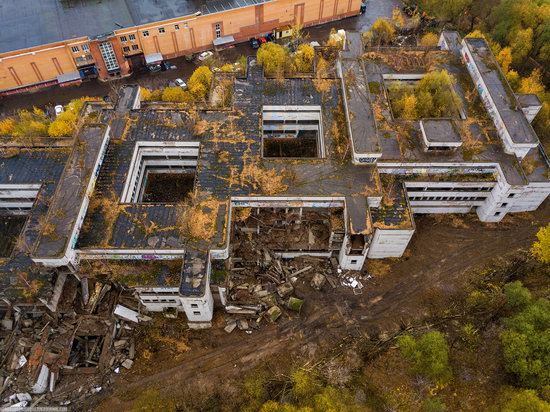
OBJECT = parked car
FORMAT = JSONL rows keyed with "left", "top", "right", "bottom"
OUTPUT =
{"left": 197, "top": 51, "right": 213, "bottom": 61}
{"left": 162, "top": 61, "right": 177, "bottom": 70}
{"left": 360, "top": 2, "right": 367, "bottom": 14}
{"left": 264, "top": 33, "right": 275, "bottom": 42}
{"left": 250, "top": 38, "right": 260, "bottom": 49}
{"left": 174, "top": 78, "right": 187, "bottom": 89}
{"left": 54, "top": 105, "right": 64, "bottom": 117}
{"left": 148, "top": 64, "right": 162, "bottom": 73}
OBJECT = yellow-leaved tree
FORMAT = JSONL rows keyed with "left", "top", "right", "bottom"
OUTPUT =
{"left": 257, "top": 42, "right": 289, "bottom": 78}
{"left": 0, "top": 118, "right": 16, "bottom": 136}
{"left": 531, "top": 223, "right": 550, "bottom": 264}
{"left": 188, "top": 66, "right": 213, "bottom": 100}
{"left": 293, "top": 44, "right": 314, "bottom": 73}
{"left": 519, "top": 69, "right": 544, "bottom": 97}
{"left": 496, "top": 47, "right": 513, "bottom": 74}
{"left": 420, "top": 32, "right": 439, "bottom": 47}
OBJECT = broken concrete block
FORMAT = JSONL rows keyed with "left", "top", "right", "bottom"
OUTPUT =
{"left": 255, "top": 290, "right": 269, "bottom": 298}
{"left": 114, "top": 339, "right": 128, "bottom": 349}
{"left": 9, "top": 393, "right": 32, "bottom": 403}
{"left": 22, "top": 319, "right": 33, "bottom": 328}
{"left": 121, "top": 359, "right": 134, "bottom": 369}
{"left": 266, "top": 306, "right": 282, "bottom": 323}
{"left": 31, "top": 365, "right": 49, "bottom": 394}
{"left": 224, "top": 320, "right": 237, "bottom": 334}
{"left": 237, "top": 319, "right": 249, "bottom": 330}
{"left": 114, "top": 305, "right": 151, "bottom": 324}
{"left": 287, "top": 297, "right": 304, "bottom": 312}
{"left": 310, "top": 273, "right": 326, "bottom": 291}
{"left": 277, "top": 282, "right": 294, "bottom": 298}
{"left": 1, "top": 319, "right": 13, "bottom": 330}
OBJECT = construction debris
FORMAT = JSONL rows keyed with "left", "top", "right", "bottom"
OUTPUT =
{"left": 310, "top": 273, "right": 327, "bottom": 290}
{"left": 266, "top": 306, "right": 282, "bottom": 322}
{"left": 0, "top": 276, "right": 150, "bottom": 409}
{"left": 224, "top": 241, "right": 368, "bottom": 329}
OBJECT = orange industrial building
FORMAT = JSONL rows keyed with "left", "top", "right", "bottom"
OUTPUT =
{"left": 0, "top": 0, "right": 362, "bottom": 95}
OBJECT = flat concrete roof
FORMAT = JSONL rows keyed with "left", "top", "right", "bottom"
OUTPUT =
{"left": 0, "top": 147, "right": 69, "bottom": 184}
{"left": 0, "top": 0, "right": 272, "bottom": 54}
{"left": 440, "top": 31, "right": 462, "bottom": 56}
{"left": 464, "top": 38, "right": 538, "bottom": 145}
{"left": 33, "top": 124, "right": 108, "bottom": 260}
{"left": 341, "top": 58, "right": 381, "bottom": 154}
{"left": 421, "top": 119, "right": 461, "bottom": 144}
{"left": 515, "top": 93, "right": 542, "bottom": 108}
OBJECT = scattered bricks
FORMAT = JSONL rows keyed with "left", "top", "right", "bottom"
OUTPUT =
{"left": 121, "top": 359, "right": 134, "bottom": 369}
{"left": 287, "top": 297, "right": 304, "bottom": 312}
{"left": 310, "top": 273, "right": 326, "bottom": 290}
{"left": 266, "top": 306, "right": 282, "bottom": 323}
{"left": 277, "top": 282, "right": 294, "bottom": 298}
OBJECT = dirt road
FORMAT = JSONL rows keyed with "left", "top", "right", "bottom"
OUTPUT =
{"left": 92, "top": 200, "right": 549, "bottom": 411}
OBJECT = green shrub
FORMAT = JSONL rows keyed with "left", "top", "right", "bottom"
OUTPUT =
{"left": 502, "top": 389, "right": 550, "bottom": 412}
{"left": 398, "top": 331, "right": 452, "bottom": 383}
{"left": 422, "top": 397, "right": 447, "bottom": 412}
{"left": 504, "top": 281, "right": 532, "bottom": 309}
{"left": 500, "top": 297, "right": 550, "bottom": 389}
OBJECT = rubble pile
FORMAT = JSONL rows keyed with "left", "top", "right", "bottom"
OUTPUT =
{"left": 0, "top": 276, "right": 150, "bottom": 409}
{"left": 224, "top": 246, "right": 369, "bottom": 333}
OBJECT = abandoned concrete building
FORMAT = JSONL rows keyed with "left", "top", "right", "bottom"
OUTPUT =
{"left": 1, "top": 32, "right": 549, "bottom": 328}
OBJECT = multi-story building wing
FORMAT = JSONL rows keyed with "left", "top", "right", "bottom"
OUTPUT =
{"left": 0, "top": 0, "right": 363, "bottom": 94}
{"left": 0, "top": 32, "right": 548, "bottom": 328}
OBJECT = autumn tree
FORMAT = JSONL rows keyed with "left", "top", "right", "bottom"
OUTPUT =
{"left": 363, "top": 18, "right": 396, "bottom": 46}
{"left": 140, "top": 88, "right": 162, "bottom": 101}
{"left": 531, "top": 223, "right": 550, "bottom": 264}
{"left": 416, "top": 70, "right": 459, "bottom": 117}
{"left": 48, "top": 97, "right": 98, "bottom": 137}
{"left": 257, "top": 42, "right": 289, "bottom": 77}
{"left": 0, "top": 118, "right": 16, "bottom": 136}
{"left": 293, "top": 44, "right": 315, "bottom": 73}
{"left": 506, "top": 70, "right": 521, "bottom": 89}
{"left": 47, "top": 119, "right": 73, "bottom": 137}
{"left": 392, "top": 7, "right": 406, "bottom": 30}
{"left": 394, "top": 93, "right": 418, "bottom": 120}
{"left": 510, "top": 27, "right": 533, "bottom": 63}
{"left": 188, "top": 66, "right": 213, "bottom": 100}
{"left": 420, "top": 0, "right": 473, "bottom": 23}
{"left": 13, "top": 108, "right": 49, "bottom": 137}
{"left": 420, "top": 32, "right": 439, "bottom": 47}
{"left": 162, "top": 87, "right": 190, "bottom": 102}
{"left": 220, "top": 63, "right": 234, "bottom": 72}
{"left": 519, "top": 69, "right": 545, "bottom": 97}
{"left": 496, "top": 47, "right": 513, "bottom": 74}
